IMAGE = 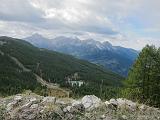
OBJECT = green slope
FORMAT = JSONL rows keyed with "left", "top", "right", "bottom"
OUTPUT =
{"left": 0, "top": 36, "right": 123, "bottom": 97}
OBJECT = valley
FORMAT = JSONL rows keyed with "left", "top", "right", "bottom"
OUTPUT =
{"left": 0, "top": 36, "right": 123, "bottom": 98}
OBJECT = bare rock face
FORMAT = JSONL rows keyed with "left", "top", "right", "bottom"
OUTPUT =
{"left": 81, "top": 95, "right": 102, "bottom": 111}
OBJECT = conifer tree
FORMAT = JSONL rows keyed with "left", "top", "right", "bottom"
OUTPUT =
{"left": 123, "top": 45, "right": 160, "bottom": 107}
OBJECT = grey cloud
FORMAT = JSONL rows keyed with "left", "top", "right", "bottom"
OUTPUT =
{"left": 0, "top": 0, "right": 127, "bottom": 35}
{"left": 0, "top": 0, "right": 44, "bottom": 22}
{"left": 81, "top": 25, "right": 118, "bottom": 35}
{"left": 0, "top": 0, "right": 159, "bottom": 49}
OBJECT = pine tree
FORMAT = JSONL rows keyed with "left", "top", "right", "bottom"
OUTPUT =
{"left": 123, "top": 45, "right": 160, "bottom": 107}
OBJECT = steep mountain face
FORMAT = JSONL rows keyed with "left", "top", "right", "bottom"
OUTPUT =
{"left": 25, "top": 34, "right": 139, "bottom": 76}
{"left": 0, "top": 36, "right": 123, "bottom": 96}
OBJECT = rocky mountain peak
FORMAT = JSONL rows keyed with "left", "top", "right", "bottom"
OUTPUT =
{"left": 24, "top": 34, "right": 139, "bottom": 76}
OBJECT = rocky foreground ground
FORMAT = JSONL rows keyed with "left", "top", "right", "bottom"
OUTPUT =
{"left": 0, "top": 92, "right": 160, "bottom": 120}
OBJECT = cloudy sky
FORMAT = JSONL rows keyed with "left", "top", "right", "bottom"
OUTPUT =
{"left": 0, "top": 0, "right": 160, "bottom": 50}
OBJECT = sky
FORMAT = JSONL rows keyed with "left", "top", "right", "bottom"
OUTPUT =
{"left": 0, "top": 0, "right": 160, "bottom": 50}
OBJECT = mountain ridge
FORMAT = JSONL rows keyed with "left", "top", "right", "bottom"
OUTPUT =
{"left": 24, "top": 34, "right": 139, "bottom": 76}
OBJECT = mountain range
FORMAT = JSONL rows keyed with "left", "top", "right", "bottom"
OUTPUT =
{"left": 24, "top": 34, "right": 139, "bottom": 76}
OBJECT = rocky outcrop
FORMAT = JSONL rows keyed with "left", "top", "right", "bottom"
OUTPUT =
{"left": 105, "top": 98, "right": 138, "bottom": 111}
{"left": 81, "top": 95, "right": 102, "bottom": 111}
{"left": 0, "top": 93, "right": 160, "bottom": 120}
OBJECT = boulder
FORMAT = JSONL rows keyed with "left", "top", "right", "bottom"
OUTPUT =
{"left": 81, "top": 95, "right": 101, "bottom": 111}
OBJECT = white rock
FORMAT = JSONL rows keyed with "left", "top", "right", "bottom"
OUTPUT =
{"left": 109, "top": 98, "right": 118, "bottom": 106}
{"left": 81, "top": 95, "right": 101, "bottom": 111}
{"left": 30, "top": 97, "right": 37, "bottom": 102}
{"left": 63, "top": 108, "right": 68, "bottom": 113}
{"left": 14, "top": 95, "right": 22, "bottom": 101}
{"left": 104, "top": 101, "right": 110, "bottom": 106}
{"left": 66, "top": 106, "right": 72, "bottom": 112}
{"left": 42, "top": 97, "right": 56, "bottom": 104}
{"left": 21, "top": 102, "right": 32, "bottom": 109}
{"left": 30, "top": 104, "right": 38, "bottom": 109}
{"left": 72, "top": 100, "right": 81, "bottom": 106}
{"left": 40, "top": 109, "right": 44, "bottom": 113}
{"left": 121, "top": 115, "right": 127, "bottom": 120}
{"left": 100, "top": 114, "right": 106, "bottom": 119}
{"left": 139, "top": 104, "right": 147, "bottom": 111}
{"left": 104, "top": 100, "right": 114, "bottom": 109}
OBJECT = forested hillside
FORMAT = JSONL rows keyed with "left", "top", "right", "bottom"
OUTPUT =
{"left": 0, "top": 53, "right": 43, "bottom": 96}
{"left": 0, "top": 36, "right": 123, "bottom": 98}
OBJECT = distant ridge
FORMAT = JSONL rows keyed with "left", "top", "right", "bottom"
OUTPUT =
{"left": 25, "top": 34, "right": 139, "bottom": 76}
